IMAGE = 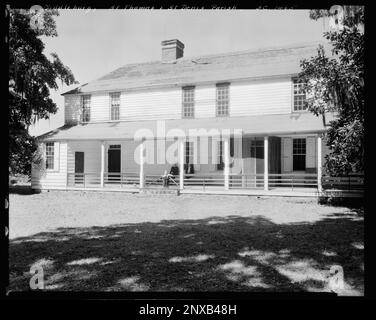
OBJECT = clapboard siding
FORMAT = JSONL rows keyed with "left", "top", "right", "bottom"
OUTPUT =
{"left": 121, "top": 88, "right": 181, "bottom": 121}
{"left": 195, "top": 85, "right": 216, "bottom": 118}
{"left": 91, "top": 93, "right": 110, "bottom": 122}
{"left": 67, "top": 141, "right": 102, "bottom": 173}
{"left": 31, "top": 142, "right": 68, "bottom": 189}
{"left": 64, "top": 77, "right": 295, "bottom": 124}
{"left": 231, "top": 78, "right": 292, "bottom": 116}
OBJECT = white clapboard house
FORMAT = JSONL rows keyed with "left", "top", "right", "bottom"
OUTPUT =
{"left": 32, "top": 39, "right": 336, "bottom": 196}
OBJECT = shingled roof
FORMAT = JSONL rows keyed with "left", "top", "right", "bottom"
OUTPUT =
{"left": 62, "top": 42, "right": 331, "bottom": 95}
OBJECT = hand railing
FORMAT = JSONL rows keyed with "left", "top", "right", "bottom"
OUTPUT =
{"left": 67, "top": 172, "right": 101, "bottom": 187}
{"left": 322, "top": 174, "right": 364, "bottom": 191}
{"left": 104, "top": 172, "right": 139, "bottom": 187}
{"left": 145, "top": 174, "right": 179, "bottom": 188}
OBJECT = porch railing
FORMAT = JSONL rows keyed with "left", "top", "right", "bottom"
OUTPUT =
{"left": 66, "top": 172, "right": 364, "bottom": 193}
{"left": 67, "top": 172, "right": 139, "bottom": 188}
{"left": 184, "top": 174, "right": 224, "bottom": 191}
{"left": 228, "top": 173, "right": 318, "bottom": 190}
{"left": 322, "top": 174, "right": 364, "bottom": 192}
{"left": 144, "top": 174, "right": 179, "bottom": 188}
{"left": 104, "top": 172, "right": 139, "bottom": 187}
{"left": 229, "top": 174, "right": 265, "bottom": 189}
{"left": 67, "top": 172, "right": 101, "bottom": 188}
{"left": 268, "top": 173, "right": 318, "bottom": 189}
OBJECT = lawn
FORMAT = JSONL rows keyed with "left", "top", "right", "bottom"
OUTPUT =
{"left": 8, "top": 190, "right": 364, "bottom": 295}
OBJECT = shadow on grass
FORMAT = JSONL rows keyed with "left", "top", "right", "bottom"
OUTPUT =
{"left": 9, "top": 212, "right": 364, "bottom": 294}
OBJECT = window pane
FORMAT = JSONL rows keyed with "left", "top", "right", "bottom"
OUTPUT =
{"left": 216, "top": 84, "right": 229, "bottom": 116}
{"left": 182, "top": 87, "right": 195, "bottom": 118}
{"left": 110, "top": 92, "right": 120, "bottom": 120}
{"left": 82, "top": 95, "right": 91, "bottom": 122}
{"left": 293, "top": 79, "right": 307, "bottom": 111}
{"left": 293, "top": 138, "right": 306, "bottom": 170}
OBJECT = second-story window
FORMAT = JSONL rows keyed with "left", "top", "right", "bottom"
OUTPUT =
{"left": 293, "top": 79, "right": 307, "bottom": 111}
{"left": 110, "top": 92, "right": 120, "bottom": 120}
{"left": 182, "top": 86, "right": 195, "bottom": 118}
{"left": 81, "top": 95, "right": 91, "bottom": 122}
{"left": 216, "top": 83, "right": 229, "bottom": 117}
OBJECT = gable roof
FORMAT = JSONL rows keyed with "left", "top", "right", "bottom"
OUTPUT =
{"left": 62, "top": 42, "right": 331, "bottom": 95}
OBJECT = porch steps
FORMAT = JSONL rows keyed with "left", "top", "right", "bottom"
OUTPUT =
{"left": 141, "top": 188, "right": 180, "bottom": 195}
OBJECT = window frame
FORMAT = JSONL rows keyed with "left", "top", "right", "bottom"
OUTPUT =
{"left": 110, "top": 92, "right": 121, "bottom": 121}
{"left": 216, "top": 83, "right": 230, "bottom": 117}
{"left": 292, "top": 78, "right": 308, "bottom": 112}
{"left": 81, "top": 95, "right": 91, "bottom": 123}
{"left": 292, "top": 138, "right": 306, "bottom": 171}
{"left": 45, "top": 142, "right": 55, "bottom": 170}
{"left": 182, "top": 86, "right": 195, "bottom": 118}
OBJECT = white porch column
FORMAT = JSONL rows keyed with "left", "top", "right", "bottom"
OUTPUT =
{"left": 100, "top": 141, "right": 105, "bottom": 187}
{"left": 224, "top": 137, "right": 230, "bottom": 190}
{"left": 317, "top": 135, "right": 323, "bottom": 193}
{"left": 264, "top": 136, "right": 269, "bottom": 191}
{"left": 179, "top": 139, "right": 185, "bottom": 190}
{"left": 139, "top": 140, "right": 145, "bottom": 189}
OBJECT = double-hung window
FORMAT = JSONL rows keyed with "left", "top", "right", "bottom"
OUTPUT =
{"left": 293, "top": 79, "right": 307, "bottom": 111}
{"left": 110, "top": 92, "right": 120, "bottom": 120}
{"left": 216, "top": 83, "right": 229, "bottom": 117}
{"left": 45, "top": 142, "right": 55, "bottom": 170}
{"left": 81, "top": 95, "right": 91, "bottom": 122}
{"left": 182, "top": 86, "right": 195, "bottom": 118}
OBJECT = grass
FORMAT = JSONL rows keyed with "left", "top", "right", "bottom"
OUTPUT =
{"left": 8, "top": 192, "right": 364, "bottom": 294}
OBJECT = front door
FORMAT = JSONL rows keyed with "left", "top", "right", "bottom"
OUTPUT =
{"left": 74, "top": 152, "right": 84, "bottom": 184}
{"left": 108, "top": 145, "right": 121, "bottom": 182}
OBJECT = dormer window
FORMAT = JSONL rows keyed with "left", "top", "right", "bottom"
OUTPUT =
{"left": 293, "top": 79, "right": 307, "bottom": 111}
{"left": 110, "top": 92, "right": 120, "bottom": 120}
{"left": 81, "top": 95, "right": 91, "bottom": 122}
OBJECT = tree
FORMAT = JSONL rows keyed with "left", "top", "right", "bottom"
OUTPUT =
{"left": 9, "top": 7, "right": 77, "bottom": 176}
{"left": 298, "top": 6, "right": 364, "bottom": 176}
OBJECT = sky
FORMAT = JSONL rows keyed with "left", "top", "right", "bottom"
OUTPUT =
{"left": 29, "top": 9, "right": 328, "bottom": 136}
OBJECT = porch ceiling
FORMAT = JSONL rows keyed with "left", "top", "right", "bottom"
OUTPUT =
{"left": 38, "top": 112, "right": 334, "bottom": 141}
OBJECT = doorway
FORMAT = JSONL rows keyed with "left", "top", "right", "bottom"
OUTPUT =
{"left": 74, "top": 152, "right": 84, "bottom": 184}
{"left": 108, "top": 144, "right": 121, "bottom": 182}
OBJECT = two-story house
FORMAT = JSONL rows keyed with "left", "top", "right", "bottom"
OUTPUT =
{"left": 32, "top": 39, "right": 334, "bottom": 196}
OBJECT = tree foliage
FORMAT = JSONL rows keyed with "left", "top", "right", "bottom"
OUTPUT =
{"left": 9, "top": 8, "right": 77, "bottom": 175}
{"left": 299, "top": 6, "right": 364, "bottom": 175}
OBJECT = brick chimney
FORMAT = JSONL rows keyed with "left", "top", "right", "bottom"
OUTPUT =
{"left": 161, "top": 39, "right": 184, "bottom": 62}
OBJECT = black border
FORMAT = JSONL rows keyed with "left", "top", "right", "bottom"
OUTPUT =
{"left": 2, "top": 1, "right": 373, "bottom": 308}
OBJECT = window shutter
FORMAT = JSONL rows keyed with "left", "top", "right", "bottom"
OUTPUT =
{"left": 306, "top": 137, "right": 316, "bottom": 168}
{"left": 282, "top": 137, "right": 293, "bottom": 172}
{"left": 145, "top": 140, "right": 154, "bottom": 164}
{"left": 209, "top": 137, "right": 216, "bottom": 171}
{"left": 54, "top": 142, "right": 60, "bottom": 171}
